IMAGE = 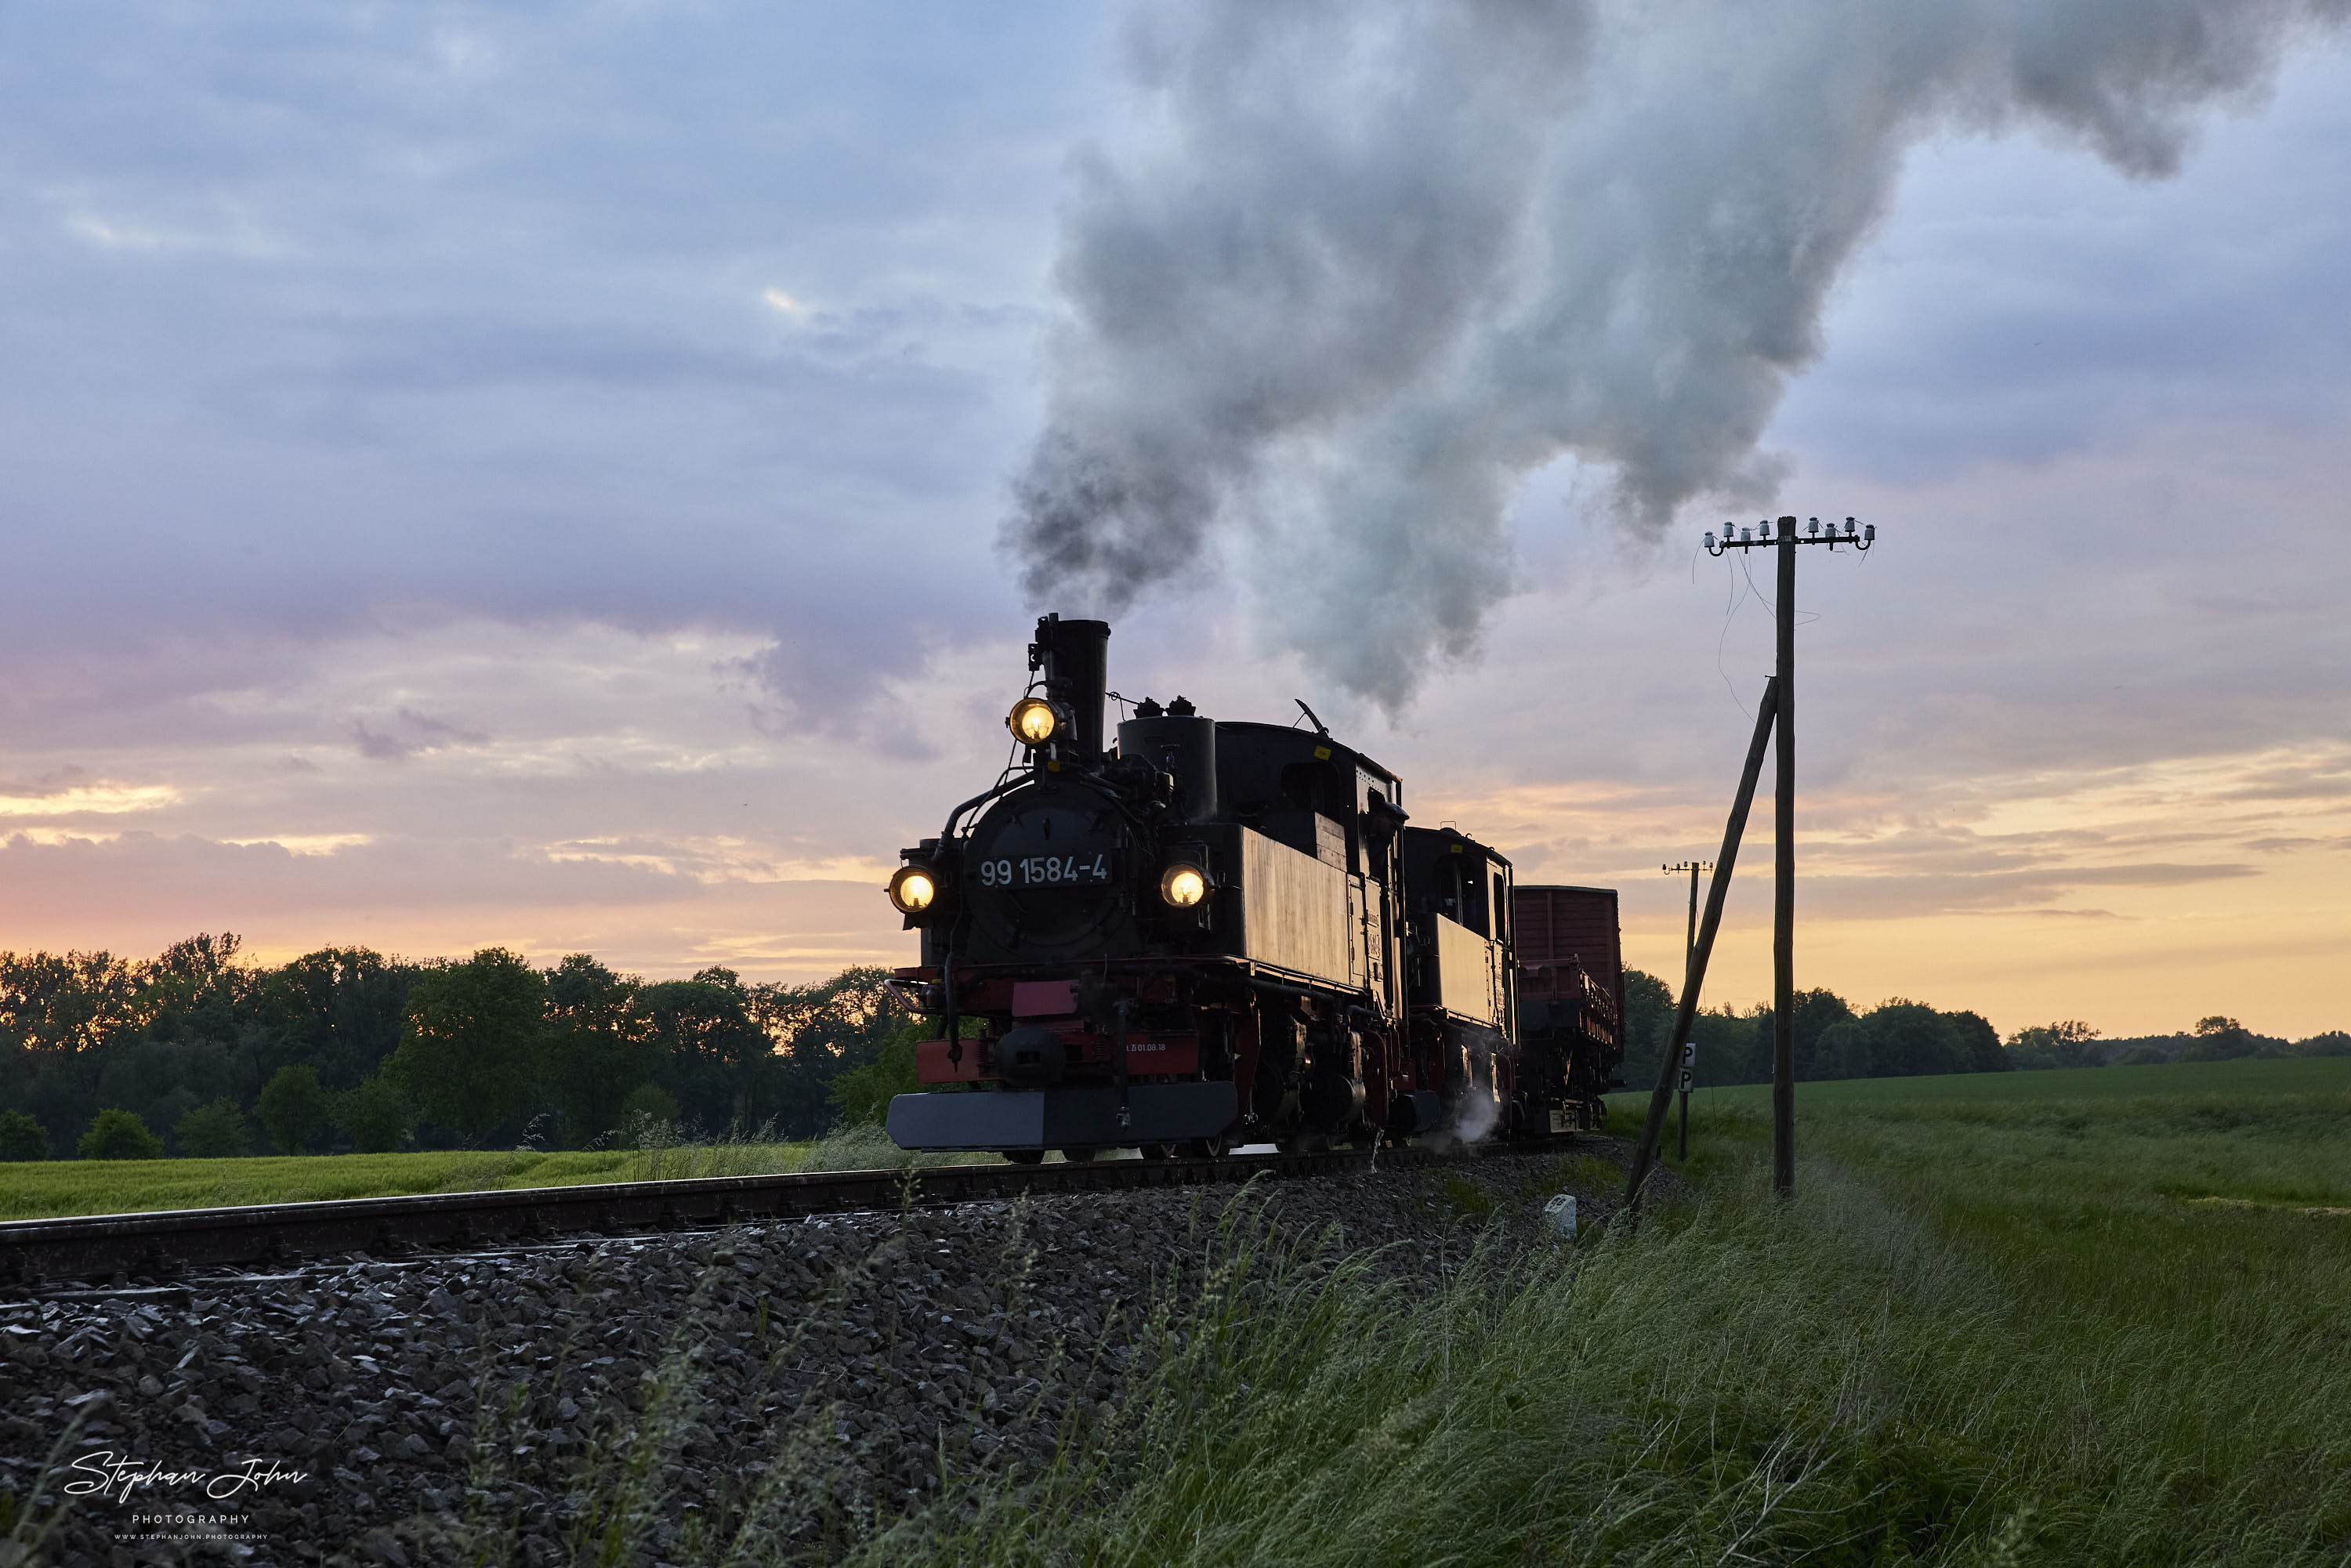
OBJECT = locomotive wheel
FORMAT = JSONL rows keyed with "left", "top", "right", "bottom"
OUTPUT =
{"left": 1138, "top": 1143, "right": 1172, "bottom": 1161}
{"left": 1060, "top": 1148, "right": 1098, "bottom": 1163}
{"left": 1177, "top": 1135, "right": 1228, "bottom": 1158}
{"left": 1276, "top": 1134, "right": 1334, "bottom": 1155}
{"left": 1003, "top": 1150, "right": 1045, "bottom": 1165}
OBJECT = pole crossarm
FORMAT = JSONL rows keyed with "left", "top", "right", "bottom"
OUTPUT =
{"left": 1706, "top": 516, "right": 1874, "bottom": 554}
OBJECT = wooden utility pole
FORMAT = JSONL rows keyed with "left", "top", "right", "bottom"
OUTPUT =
{"left": 1774, "top": 523, "right": 1796, "bottom": 1197}
{"left": 1704, "top": 515, "right": 1874, "bottom": 1200}
{"left": 1625, "top": 681, "right": 1776, "bottom": 1209}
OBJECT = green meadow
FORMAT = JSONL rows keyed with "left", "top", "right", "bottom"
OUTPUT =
{"left": 396, "top": 1054, "right": 2351, "bottom": 1564}
{"left": 1654, "top": 1051, "right": 2351, "bottom": 1108}
{"left": 894, "top": 1056, "right": 2351, "bottom": 1565}
{"left": 0, "top": 1123, "right": 965, "bottom": 1222}
{"left": 18, "top": 1056, "right": 2351, "bottom": 1561}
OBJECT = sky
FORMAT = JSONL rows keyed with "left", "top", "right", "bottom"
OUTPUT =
{"left": 2, "top": 2, "right": 2347, "bottom": 1042}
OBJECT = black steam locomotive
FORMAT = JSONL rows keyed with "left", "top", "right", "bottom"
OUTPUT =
{"left": 882, "top": 615, "right": 1620, "bottom": 1161}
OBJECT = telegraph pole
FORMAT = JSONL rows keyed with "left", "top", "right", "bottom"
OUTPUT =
{"left": 1703, "top": 514, "right": 1875, "bottom": 1198}
{"left": 1625, "top": 681, "right": 1775, "bottom": 1211}
{"left": 1662, "top": 861, "right": 1709, "bottom": 1160}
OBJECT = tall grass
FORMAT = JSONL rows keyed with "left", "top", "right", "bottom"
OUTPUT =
{"left": 899, "top": 1147, "right": 2351, "bottom": 1566}
{"left": 398, "top": 1114, "right": 2351, "bottom": 1564}
{"left": 72, "top": 1066, "right": 2330, "bottom": 1565}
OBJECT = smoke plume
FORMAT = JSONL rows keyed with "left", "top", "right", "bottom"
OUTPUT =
{"left": 1009, "top": 0, "right": 2346, "bottom": 708}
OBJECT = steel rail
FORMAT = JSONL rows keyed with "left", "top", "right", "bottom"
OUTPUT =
{"left": 0, "top": 1140, "right": 1510, "bottom": 1289}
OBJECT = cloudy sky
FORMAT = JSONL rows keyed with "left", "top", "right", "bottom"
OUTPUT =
{"left": 2, "top": 1, "right": 2347, "bottom": 1041}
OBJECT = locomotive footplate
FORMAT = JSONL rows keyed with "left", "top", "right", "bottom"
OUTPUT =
{"left": 886, "top": 1081, "right": 1240, "bottom": 1153}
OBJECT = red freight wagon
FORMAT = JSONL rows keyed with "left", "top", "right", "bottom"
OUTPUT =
{"left": 1512, "top": 885, "right": 1626, "bottom": 1130}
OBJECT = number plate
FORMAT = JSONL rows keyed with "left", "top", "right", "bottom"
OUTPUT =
{"left": 975, "top": 852, "right": 1117, "bottom": 889}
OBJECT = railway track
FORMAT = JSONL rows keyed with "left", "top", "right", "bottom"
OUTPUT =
{"left": 0, "top": 1140, "right": 1505, "bottom": 1290}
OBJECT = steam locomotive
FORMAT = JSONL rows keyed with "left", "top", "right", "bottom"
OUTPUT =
{"left": 882, "top": 615, "right": 1622, "bottom": 1161}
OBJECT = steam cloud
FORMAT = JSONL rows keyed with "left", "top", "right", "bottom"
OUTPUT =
{"left": 1009, "top": 0, "right": 2346, "bottom": 708}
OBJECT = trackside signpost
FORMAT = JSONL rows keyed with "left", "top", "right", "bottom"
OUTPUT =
{"left": 1677, "top": 1041, "right": 1696, "bottom": 1160}
{"left": 1661, "top": 860, "right": 1708, "bottom": 1161}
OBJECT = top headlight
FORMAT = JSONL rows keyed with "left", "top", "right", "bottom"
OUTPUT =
{"left": 1008, "top": 697, "right": 1060, "bottom": 746}
{"left": 889, "top": 864, "right": 938, "bottom": 914}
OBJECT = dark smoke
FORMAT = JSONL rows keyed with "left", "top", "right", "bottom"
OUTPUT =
{"left": 1009, "top": 0, "right": 2347, "bottom": 708}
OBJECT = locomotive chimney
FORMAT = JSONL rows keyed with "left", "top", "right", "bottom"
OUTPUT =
{"left": 1031, "top": 614, "right": 1111, "bottom": 757}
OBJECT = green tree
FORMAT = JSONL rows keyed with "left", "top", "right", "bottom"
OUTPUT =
{"left": 2008, "top": 1020, "right": 2103, "bottom": 1070}
{"left": 827, "top": 1016, "right": 922, "bottom": 1125}
{"left": 1617, "top": 969, "right": 1676, "bottom": 1090}
{"left": 333, "top": 1073, "right": 412, "bottom": 1153}
{"left": 621, "top": 1082, "right": 681, "bottom": 1131}
{"left": 257, "top": 1063, "right": 332, "bottom": 1153}
{"left": 78, "top": 1107, "right": 161, "bottom": 1160}
{"left": 1811, "top": 1018, "right": 1870, "bottom": 1079}
{"left": 538, "top": 954, "right": 657, "bottom": 1146}
{"left": 0, "top": 1109, "right": 48, "bottom": 1161}
{"left": 1759, "top": 989, "right": 1859, "bottom": 1080}
{"left": 2184, "top": 1015, "right": 2257, "bottom": 1062}
{"left": 755, "top": 966, "right": 922, "bottom": 1136}
{"left": 387, "top": 947, "right": 548, "bottom": 1143}
{"left": 639, "top": 969, "right": 773, "bottom": 1132}
{"left": 1684, "top": 1006, "right": 1762, "bottom": 1088}
{"left": 252, "top": 947, "right": 422, "bottom": 1090}
{"left": 1886, "top": 1003, "right": 1966, "bottom": 1076}
{"left": 1947, "top": 1010, "right": 2008, "bottom": 1073}
{"left": 175, "top": 1097, "right": 248, "bottom": 1157}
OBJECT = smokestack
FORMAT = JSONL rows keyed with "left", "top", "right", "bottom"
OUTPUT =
{"left": 1031, "top": 614, "right": 1110, "bottom": 758}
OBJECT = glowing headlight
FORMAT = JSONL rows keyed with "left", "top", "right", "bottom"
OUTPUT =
{"left": 888, "top": 865, "right": 938, "bottom": 915}
{"left": 1008, "top": 697, "right": 1060, "bottom": 746}
{"left": 1159, "top": 864, "right": 1208, "bottom": 908}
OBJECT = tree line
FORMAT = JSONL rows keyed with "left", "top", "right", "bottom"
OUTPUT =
{"left": 0, "top": 935, "right": 911, "bottom": 1161}
{"left": 9, "top": 933, "right": 2342, "bottom": 1162}
{"left": 1617, "top": 971, "right": 2351, "bottom": 1093}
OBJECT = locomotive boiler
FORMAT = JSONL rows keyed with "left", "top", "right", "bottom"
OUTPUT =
{"left": 882, "top": 615, "right": 1617, "bottom": 1161}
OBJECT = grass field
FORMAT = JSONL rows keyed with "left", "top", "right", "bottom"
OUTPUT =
{"left": 373, "top": 1052, "right": 2351, "bottom": 1563}
{"left": 0, "top": 1123, "right": 949, "bottom": 1222}
{"left": 893, "top": 1055, "right": 2351, "bottom": 1565}
{"left": 1632, "top": 1052, "right": 2351, "bottom": 1109}
{"left": 22, "top": 1058, "right": 2351, "bottom": 1560}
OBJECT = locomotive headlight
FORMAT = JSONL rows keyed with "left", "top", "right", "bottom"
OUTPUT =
{"left": 1007, "top": 697, "right": 1060, "bottom": 746}
{"left": 888, "top": 864, "right": 938, "bottom": 915}
{"left": 1159, "top": 864, "right": 1208, "bottom": 908}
